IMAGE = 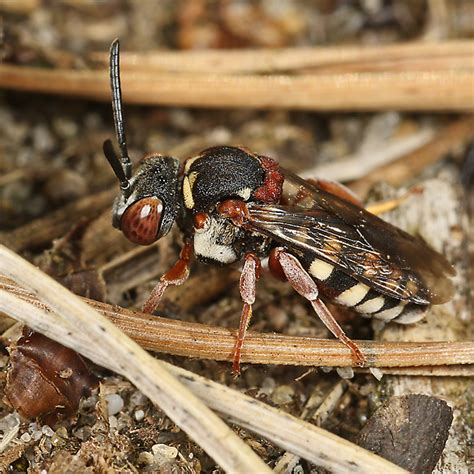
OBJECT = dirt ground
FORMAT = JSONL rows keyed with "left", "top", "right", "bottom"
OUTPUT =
{"left": 0, "top": 1, "right": 473, "bottom": 473}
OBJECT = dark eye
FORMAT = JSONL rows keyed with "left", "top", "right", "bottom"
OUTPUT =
{"left": 120, "top": 197, "right": 163, "bottom": 245}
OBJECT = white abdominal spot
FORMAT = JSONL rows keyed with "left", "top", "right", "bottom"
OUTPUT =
{"left": 309, "top": 258, "right": 333, "bottom": 281}
{"left": 356, "top": 296, "right": 385, "bottom": 314}
{"left": 336, "top": 283, "right": 369, "bottom": 307}
{"left": 375, "top": 303, "right": 406, "bottom": 321}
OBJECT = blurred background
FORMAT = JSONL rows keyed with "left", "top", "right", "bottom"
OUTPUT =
{"left": 0, "top": 1, "right": 473, "bottom": 473}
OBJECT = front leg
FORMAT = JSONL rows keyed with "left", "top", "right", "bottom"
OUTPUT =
{"left": 232, "top": 253, "right": 261, "bottom": 376}
{"left": 142, "top": 239, "right": 193, "bottom": 314}
{"left": 274, "top": 248, "right": 366, "bottom": 367}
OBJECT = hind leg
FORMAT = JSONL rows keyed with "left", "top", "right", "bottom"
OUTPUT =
{"left": 273, "top": 248, "right": 366, "bottom": 367}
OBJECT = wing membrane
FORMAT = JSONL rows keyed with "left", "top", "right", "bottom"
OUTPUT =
{"left": 246, "top": 171, "right": 454, "bottom": 304}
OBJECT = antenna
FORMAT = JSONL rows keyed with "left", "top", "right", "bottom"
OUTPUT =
{"left": 103, "top": 139, "right": 131, "bottom": 196}
{"left": 109, "top": 39, "right": 132, "bottom": 179}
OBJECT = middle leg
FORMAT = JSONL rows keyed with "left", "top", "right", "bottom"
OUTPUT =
{"left": 232, "top": 253, "right": 261, "bottom": 376}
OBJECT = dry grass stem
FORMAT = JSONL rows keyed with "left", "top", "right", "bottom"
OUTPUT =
{"left": 0, "top": 247, "right": 407, "bottom": 474}
{"left": 274, "top": 381, "right": 347, "bottom": 473}
{"left": 0, "top": 245, "right": 270, "bottom": 473}
{"left": 302, "top": 128, "right": 435, "bottom": 182}
{"left": 357, "top": 366, "right": 474, "bottom": 377}
{"left": 0, "top": 66, "right": 472, "bottom": 111}
{"left": 350, "top": 115, "right": 474, "bottom": 197}
{"left": 166, "top": 364, "right": 406, "bottom": 474}
{"left": 0, "top": 189, "right": 115, "bottom": 252}
{"left": 89, "top": 40, "right": 474, "bottom": 74}
{"left": 2, "top": 276, "right": 473, "bottom": 370}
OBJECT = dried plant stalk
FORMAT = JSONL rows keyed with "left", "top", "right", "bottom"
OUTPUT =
{"left": 0, "top": 247, "right": 407, "bottom": 474}
{"left": 350, "top": 115, "right": 474, "bottom": 197}
{"left": 0, "top": 245, "right": 269, "bottom": 473}
{"left": 2, "top": 276, "right": 473, "bottom": 370}
{"left": 0, "top": 64, "right": 473, "bottom": 111}
{"left": 166, "top": 364, "right": 406, "bottom": 474}
{"left": 0, "top": 189, "right": 115, "bottom": 252}
{"left": 89, "top": 40, "right": 474, "bottom": 74}
{"left": 302, "top": 128, "right": 435, "bottom": 182}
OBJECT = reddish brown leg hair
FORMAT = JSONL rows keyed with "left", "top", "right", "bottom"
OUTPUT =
{"left": 274, "top": 248, "right": 366, "bottom": 367}
{"left": 142, "top": 240, "right": 193, "bottom": 314}
{"left": 232, "top": 253, "right": 261, "bottom": 376}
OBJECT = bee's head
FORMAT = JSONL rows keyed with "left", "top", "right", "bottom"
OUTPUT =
{"left": 106, "top": 149, "right": 180, "bottom": 245}
{"left": 103, "top": 39, "right": 180, "bottom": 245}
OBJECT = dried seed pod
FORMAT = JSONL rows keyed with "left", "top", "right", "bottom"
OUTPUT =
{"left": 5, "top": 329, "right": 98, "bottom": 421}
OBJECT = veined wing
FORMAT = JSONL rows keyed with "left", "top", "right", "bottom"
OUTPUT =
{"left": 246, "top": 171, "right": 454, "bottom": 304}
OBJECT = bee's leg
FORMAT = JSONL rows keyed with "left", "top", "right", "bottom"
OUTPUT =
{"left": 232, "top": 253, "right": 261, "bottom": 376}
{"left": 274, "top": 248, "right": 367, "bottom": 367}
{"left": 142, "top": 239, "right": 193, "bottom": 314}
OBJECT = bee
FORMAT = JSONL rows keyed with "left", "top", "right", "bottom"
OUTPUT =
{"left": 103, "top": 40, "right": 455, "bottom": 374}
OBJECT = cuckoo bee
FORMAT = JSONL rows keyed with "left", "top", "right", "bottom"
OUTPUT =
{"left": 103, "top": 40, "right": 455, "bottom": 374}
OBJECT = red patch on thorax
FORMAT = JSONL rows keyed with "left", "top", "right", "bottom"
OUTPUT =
{"left": 253, "top": 156, "right": 284, "bottom": 203}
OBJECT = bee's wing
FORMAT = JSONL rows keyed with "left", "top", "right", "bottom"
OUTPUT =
{"left": 246, "top": 171, "right": 455, "bottom": 304}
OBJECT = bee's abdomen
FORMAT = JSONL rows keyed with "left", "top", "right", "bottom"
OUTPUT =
{"left": 306, "top": 257, "right": 427, "bottom": 323}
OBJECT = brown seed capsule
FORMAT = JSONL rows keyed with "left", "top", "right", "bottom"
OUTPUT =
{"left": 5, "top": 329, "right": 98, "bottom": 422}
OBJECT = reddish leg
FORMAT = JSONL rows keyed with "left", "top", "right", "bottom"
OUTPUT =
{"left": 232, "top": 253, "right": 261, "bottom": 376}
{"left": 142, "top": 240, "right": 193, "bottom": 314}
{"left": 274, "top": 249, "right": 366, "bottom": 367}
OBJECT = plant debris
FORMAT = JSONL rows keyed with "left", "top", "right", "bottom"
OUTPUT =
{"left": 0, "top": 1, "right": 473, "bottom": 472}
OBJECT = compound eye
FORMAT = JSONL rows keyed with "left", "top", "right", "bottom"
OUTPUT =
{"left": 121, "top": 197, "right": 163, "bottom": 245}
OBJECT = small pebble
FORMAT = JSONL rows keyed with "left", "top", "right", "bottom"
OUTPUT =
{"left": 208, "top": 126, "right": 232, "bottom": 144}
{"left": 271, "top": 385, "right": 295, "bottom": 405}
{"left": 52, "top": 117, "right": 78, "bottom": 138}
{"left": 259, "top": 377, "right": 276, "bottom": 396}
{"left": 84, "top": 112, "right": 102, "bottom": 130}
{"left": 152, "top": 444, "right": 178, "bottom": 465}
{"left": 320, "top": 366, "right": 333, "bottom": 373}
{"left": 41, "top": 425, "right": 54, "bottom": 437}
{"left": 51, "top": 433, "right": 65, "bottom": 447}
{"left": 20, "top": 432, "right": 31, "bottom": 443}
{"left": 134, "top": 410, "right": 145, "bottom": 422}
{"left": 369, "top": 367, "right": 384, "bottom": 381}
{"left": 138, "top": 451, "right": 155, "bottom": 465}
{"left": 293, "top": 465, "right": 305, "bottom": 474}
{"left": 32, "top": 124, "right": 55, "bottom": 153}
{"left": 336, "top": 367, "right": 355, "bottom": 379}
{"left": 0, "top": 413, "right": 20, "bottom": 432}
{"left": 31, "top": 429, "right": 43, "bottom": 442}
{"left": 105, "top": 393, "right": 124, "bottom": 416}
{"left": 55, "top": 426, "right": 68, "bottom": 439}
